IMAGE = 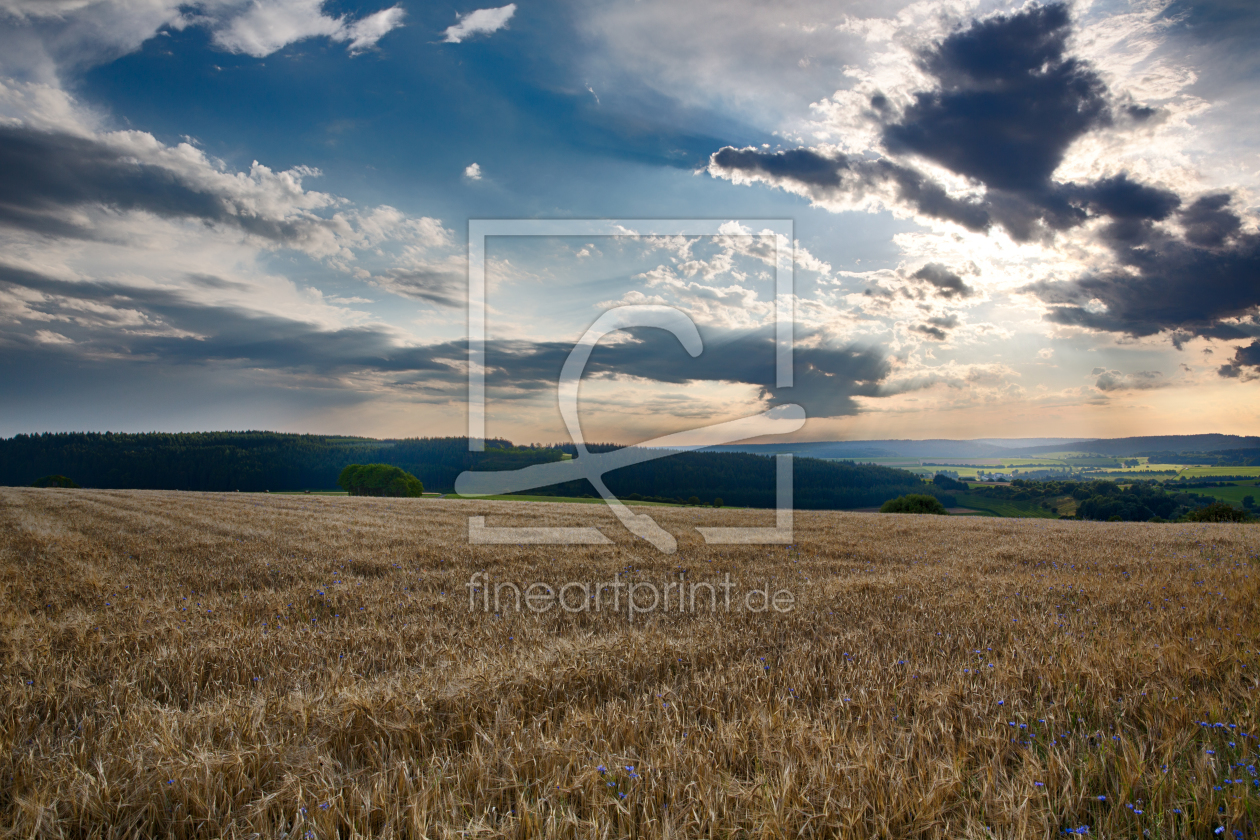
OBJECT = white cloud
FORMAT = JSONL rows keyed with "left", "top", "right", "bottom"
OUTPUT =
{"left": 33, "top": 329, "right": 73, "bottom": 344}
{"left": 211, "top": 0, "right": 405, "bottom": 58}
{"left": 343, "top": 5, "right": 406, "bottom": 54}
{"left": 464, "top": 162, "right": 482, "bottom": 180}
{"left": 441, "top": 3, "right": 515, "bottom": 44}
{"left": 0, "top": 0, "right": 405, "bottom": 72}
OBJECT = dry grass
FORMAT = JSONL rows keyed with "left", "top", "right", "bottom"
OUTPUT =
{"left": 3, "top": 488, "right": 1260, "bottom": 838}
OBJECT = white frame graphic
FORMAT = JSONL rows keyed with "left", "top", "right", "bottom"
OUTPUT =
{"left": 463, "top": 219, "right": 798, "bottom": 552}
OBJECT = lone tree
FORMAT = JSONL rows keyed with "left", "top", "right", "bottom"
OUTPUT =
{"left": 337, "top": 464, "right": 424, "bottom": 497}
{"left": 32, "top": 475, "right": 79, "bottom": 488}
{"left": 880, "top": 494, "right": 949, "bottom": 515}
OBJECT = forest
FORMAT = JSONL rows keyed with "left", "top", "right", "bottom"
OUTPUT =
{"left": 0, "top": 432, "right": 943, "bottom": 510}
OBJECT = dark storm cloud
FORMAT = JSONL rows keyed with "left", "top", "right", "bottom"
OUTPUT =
{"left": 908, "top": 315, "right": 959, "bottom": 342}
{"left": 709, "top": 146, "right": 991, "bottom": 233}
{"left": 883, "top": 3, "right": 1108, "bottom": 193}
{"left": 1068, "top": 175, "right": 1182, "bottom": 221}
{"left": 709, "top": 2, "right": 1260, "bottom": 366}
{"left": 0, "top": 266, "right": 890, "bottom": 417}
{"left": 910, "top": 263, "right": 973, "bottom": 298}
{"left": 1219, "top": 341, "right": 1260, "bottom": 379}
{"left": 1214, "top": 342, "right": 1260, "bottom": 380}
{"left": 0, "top": 124, "right": 337, "bottom": 245}
{"left": 711, "top": 5, "right": 1189, "bottom": 243}
{"left": 1027, "top": 195, "right": 1260, "bottom": 349}
{"left": 1180, "top": 194, "right": 1242, "bottom": 248}
{"left": 909, "top": 323, "right": 947, "bottom": 341}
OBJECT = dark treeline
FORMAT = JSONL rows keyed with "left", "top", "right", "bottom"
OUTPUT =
{"left": 507, "top": 451, "right": 942, "bottom": 510}
{"left": 0, "top": 431, "right": 940, "bottom": 509}
{"left": 1136, "top": 448, "right": 1260, "bottom": 466}
{"left": 0, "top": 432, "right": 560, "bottom": 493}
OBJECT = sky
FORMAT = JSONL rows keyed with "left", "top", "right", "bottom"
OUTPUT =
{"left": 0, "top": 0, "right": 1258, "bottom": 444}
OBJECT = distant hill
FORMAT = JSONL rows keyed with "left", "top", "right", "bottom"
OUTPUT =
{"left": 707, "top": 434, "right": 1260, "bottom": 460}
{"left": 708, "top": 438, "right": 1087, "bottom": 460}
{"left": 1008, "top": 434, "right": 1260, "bottom": 457}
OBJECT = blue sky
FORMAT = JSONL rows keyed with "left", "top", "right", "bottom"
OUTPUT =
{"left": 0, "top": 0, "right": 1258, "bottom": 443}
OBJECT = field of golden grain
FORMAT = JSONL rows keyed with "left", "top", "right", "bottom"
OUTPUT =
{"left": 3, "top": 488, "right": 1260, "bottom": 838}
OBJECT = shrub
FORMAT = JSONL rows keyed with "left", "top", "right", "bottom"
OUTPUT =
{"left": 337, "top": 464, "right": 424, "bottom": 497}
{"left": 31, "top": 475, "right": 79, "bottom": 488}
{"left": 713, "top": 498, "right": 723, "bottom": 508}
{"left": 880, "top": 494, "right": 949, "bottom": 515}
{"left": 687, "top": 496, "right": 701, "bottom": 506}
{"left": 1182, "top": 502, "right": 1251, "bottom": 523}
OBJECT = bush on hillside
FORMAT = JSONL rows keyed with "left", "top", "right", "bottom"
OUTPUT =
{"left": 32, "top": 474, "right": 79, "bottom": 488}
{"left": 880, "top": 494, "right": 949, "bottom": 515}
{"left": 337, "top": 464, "right": 424, "bottom": 497}
{"left": 1182, "top": 501, "right": 1251, "bottom": 523}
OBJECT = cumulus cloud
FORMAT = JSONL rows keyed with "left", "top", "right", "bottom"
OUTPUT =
{"left": 1094, "top": 369, "right": 1168, "bottom": 392}
{"left": 464, "top": 162, "right": 482, "bottom": 180}
{"left": 910, "top": 263, "right": 972, "bottom": 299}
{"left": 442, "top": 4, "right": 515, "bottom": 44}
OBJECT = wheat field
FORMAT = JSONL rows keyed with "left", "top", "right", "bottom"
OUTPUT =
{"left": 2, "top": 487, "right": 1259, "bottom": 838}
